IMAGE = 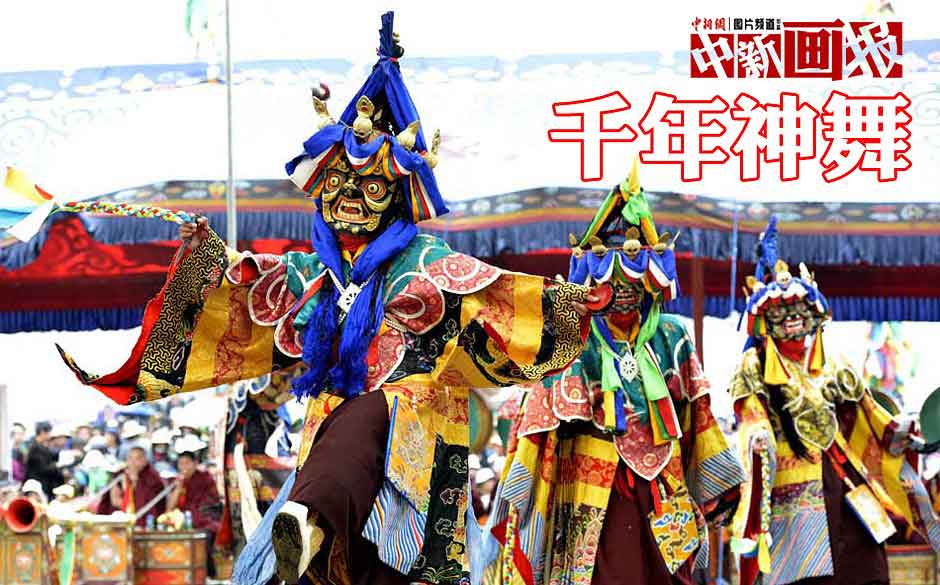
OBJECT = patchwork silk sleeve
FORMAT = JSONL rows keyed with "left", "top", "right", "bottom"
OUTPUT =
{"left": 729, "top": 349, "right": 778, "bottom": 580}
{"left": 683, "top": 391, "right": 744, "bottom": 521}
{"left": 431, "top": 273, "right": 590, "bottom": 388}
{"left": 845, "top": 383, "right": 940, "bottom": 552}
{"left": 666, "top": 322, "right": 743, "bottom": 519}
{"left": 58, "top": 229, "right": 302, "bottom": 405}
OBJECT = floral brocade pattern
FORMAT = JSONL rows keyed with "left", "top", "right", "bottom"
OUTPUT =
{"left": 136, "top": 230, "right": 227, "bottom": 400}
{"left": 386, "top": 401, "right": 435, "bottom": 513}
{"left": 731, "top": 349, "right": 872, "bottom": 452}
{"left": 770, "top": 479, "right": 825, "bottom": 518}
{"left": 408, "top": 440, "right": 470, "bottom": 584}
{"left": 648, "top": 487, "right": 701, "bottom": 574}
{"left": 549, "top": 504, "right": 607, "bottom": 585}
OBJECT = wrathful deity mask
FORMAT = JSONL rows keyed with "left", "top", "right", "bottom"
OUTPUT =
{"left": 606, "top": 278, "right": 646, "bottom": 315}
{"left": 319, "top": 149, "right": 402, "bottom": 235}
{"left": 764, "top": 298, "right": 823, "bottom": 341}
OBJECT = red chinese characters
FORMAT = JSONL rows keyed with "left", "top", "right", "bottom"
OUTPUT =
{"left": 731, "top": 93, "right": 819, "bottom": 181}
{"left": 820, "top": 91, "right": 912, "bottom": 182}
{"left": 638, "top": 93, "right": 731, "bottom": 181}
{"left": 546, "top": 91, "right": 637, "bottom": 181}
{"left": 689, "top": 19, "right": 902, "bottom": 80}
{"left": 548, "top": 91, "right": 912, "bottom": 184}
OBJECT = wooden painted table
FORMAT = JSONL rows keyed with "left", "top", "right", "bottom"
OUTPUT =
{"left": 133, "top": 529, "right": 209, "bottom": 585}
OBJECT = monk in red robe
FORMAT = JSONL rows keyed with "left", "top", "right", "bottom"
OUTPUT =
{"left": 167, "top": 451, "right": 222, "bottom": 533}
{"left": 99, "top": 446, "right": 165, "bottom": 526}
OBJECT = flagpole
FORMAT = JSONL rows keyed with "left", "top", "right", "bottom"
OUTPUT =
{"left": 729, "top": 204, "right": 740, "bottom": 317}
{"left": 223, "top": 0, "right": 237, "bottom": 247}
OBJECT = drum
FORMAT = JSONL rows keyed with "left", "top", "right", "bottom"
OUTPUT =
{"left": 133, "top": 530, "right": 209, "bottom": 584}
{"left": 1, "top": 517, "right": 51, "bottom": 585}
{"left": 469, "top": 389, "right": 493, "bottom": 454}
{"left": 887, "top": 544, "right": 938, "bottom": 585}
{"left": 55, "top": 515, "right": 134, "bottom": 585}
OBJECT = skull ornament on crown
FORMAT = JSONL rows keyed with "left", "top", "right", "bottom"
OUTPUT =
{"left": 741, "top": 215, "right": 832, "bottom": 381}
{"left": 286, "top": 13, "right": 445, "bottom": 236}
{"left": 567, "top": 159, "right": 680, "bottom": 323}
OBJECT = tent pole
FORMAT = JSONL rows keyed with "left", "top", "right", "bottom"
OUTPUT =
{"left": 0, "top": 385, "right": 8, "bottom": 481}
{"left": 691, "top": 255, "right": 705, "bottom": 366}
{"left": 729, "top": 206, "right": 740, "bottom": 318}
{"left": 224, "top": 0, "right": 237, "bottom": 247}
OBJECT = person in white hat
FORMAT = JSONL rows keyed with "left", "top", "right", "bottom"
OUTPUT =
{"left": 474, "top": 467, "right": 498, "bottom": 524}
{"left": 117, "top": 420, "right": 151, "bottom": 460}
{"left": 151, "top": 427, "right": 176, "bottom": 478}
{"left": 80, "top": 449, "right": 111, "bottom": 496}
{"left": 173, "top": 434, "right": 207, "bottom": 456}
{"left": 51, "top": 483, "right": 75, "bottom": 500}
{"left": 20, "top": 478, "right": 48, "bottom": 506}
{"left": 48, "top": 483, "right": 78, "bottom": 519}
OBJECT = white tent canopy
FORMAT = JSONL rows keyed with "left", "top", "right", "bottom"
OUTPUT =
{"left": 4, "top": 0, "right": 940, "bottom": 69}
{"left": 1, "top": 0, "right": 939, "bottom": 205}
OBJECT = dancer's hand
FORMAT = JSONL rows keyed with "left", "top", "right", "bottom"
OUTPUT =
{"left": 753, "top": 434, "right": 770, "bottom": 453}
{"left": 573, "top": 297, "right": 597, "bottom": 317}
{"left": 573, "top": 283, "right": 614, "bottom": 316}
{"left": 179, "top": 217, "right": 209, "bottom": 250}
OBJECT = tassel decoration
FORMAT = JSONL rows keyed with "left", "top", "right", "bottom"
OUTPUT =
{"left": 763, "top": 336, "right": 791, "bottom": 385}
{"left": 808, "top": 329, "right": 826, "bottom": 375}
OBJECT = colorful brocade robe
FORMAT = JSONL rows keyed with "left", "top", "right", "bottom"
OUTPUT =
{"left": 223, "top": 368, "right": 298, "bottom": 555}
{"left": 485, "top": 314, "right": 744, "bottom": 585}
{"left": 60, "top": 229, "right": 590, "bottom": 584}
{"left": 729, "top": 348, "right": 940, "bottom": 585}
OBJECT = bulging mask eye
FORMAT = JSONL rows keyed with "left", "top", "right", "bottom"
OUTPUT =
{"left": 361, "top": 178, "right": 388, "bottom": 200}
{"left": 325, "top": 170, "right": 345, "bottom": 191}
{"left": 766, "top": 306, "right": 786, "bottom": 322}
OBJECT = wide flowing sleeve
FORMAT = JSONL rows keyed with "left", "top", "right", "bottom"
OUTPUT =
{"left": 430, "top": 270, "right": 591, "bottom": 389}
{"left": 662, "top": 318, "right": 743, "bottom": 518}
{"left": 728, "top": 348, "right": 777, "bottom": 583}
{"left": 844, "top": 365, "right": 940, "bottom": 552}
{"left": 57, "top": 228, "right": 303, "bottom": 404}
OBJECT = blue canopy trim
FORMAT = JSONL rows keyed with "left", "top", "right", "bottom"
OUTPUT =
{"left": 5, "top": 182, "right": 939, "bottom": 270}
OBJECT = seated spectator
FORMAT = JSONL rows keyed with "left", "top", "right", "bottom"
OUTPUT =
{"left": 10, "top": 422, "right": 26, "bottom": 483}
{"left": 151, "top": 427, "right": 177, "bottom": 478}
{"left": 98, "top": 446, "right": 165, "bottom": 527}
{"left": 166, "top": 451, "right": 222, "bottom": 534}
{"left": 80, "top": 449, "right": 111, "bottom": 496}
{"left": 20, "top": 478, "right": 48, "bottom": 507}
{"left": 103, "top": 429, "right": 121, "bottom": 463}
{"left": 118, "top": 420, "right": 150, "bottom": 460}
